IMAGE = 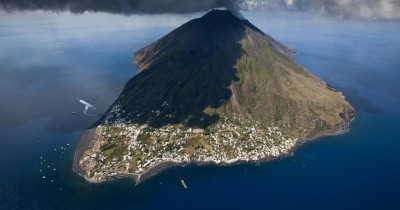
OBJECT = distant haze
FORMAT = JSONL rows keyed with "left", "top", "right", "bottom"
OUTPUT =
{"left": 243, "top": 0, "right": 400, "bottom": 19}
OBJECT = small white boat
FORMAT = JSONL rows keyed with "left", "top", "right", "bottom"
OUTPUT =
{"left": 181, "top": 179, "right": 188, "bottom": 189}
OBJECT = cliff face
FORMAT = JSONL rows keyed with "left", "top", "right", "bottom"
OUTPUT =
{"left": 75, "top": 10, "right": 354, "bottom": 183}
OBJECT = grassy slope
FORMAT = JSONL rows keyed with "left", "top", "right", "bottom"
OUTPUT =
{"left": 224, "top": 26, "right": 352, "bottom": 138}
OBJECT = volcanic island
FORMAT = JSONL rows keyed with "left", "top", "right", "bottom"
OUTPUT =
{"left": 74, "top": 10, "right": 355, "bottom": 184}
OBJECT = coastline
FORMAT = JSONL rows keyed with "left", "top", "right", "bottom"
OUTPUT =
{"left": 138, "top": 117, "right": 354, "bottom": 185}
{"left": 73, "top": 113, "right": 355, "bottom": 185}
{"left": 72, "top": 128, "right": 97, "bottom": 181}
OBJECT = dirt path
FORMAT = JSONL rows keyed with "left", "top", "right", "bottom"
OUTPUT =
{"left": 229, "top": 83, "right": 244, "bottom": 117}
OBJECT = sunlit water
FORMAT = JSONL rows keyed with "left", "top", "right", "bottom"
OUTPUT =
{"left": 0, "top": 11, "right": 399, "bottom": 209}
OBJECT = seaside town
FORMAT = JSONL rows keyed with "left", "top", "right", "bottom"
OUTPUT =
{"left": 78, "top": 104, "right": 298, "bottom": 182}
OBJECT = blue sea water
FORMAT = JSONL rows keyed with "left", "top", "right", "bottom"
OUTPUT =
{"left": 0, "top": 11, "right": 399, "bottom": 209}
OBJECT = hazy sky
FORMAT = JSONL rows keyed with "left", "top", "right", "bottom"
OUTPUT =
{"left": 244, "top": 0, "right": 400, "bottom": 19}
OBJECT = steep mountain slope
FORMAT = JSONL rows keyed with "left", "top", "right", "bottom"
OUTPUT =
{"left": 103, "top": 9, "right": 353, "bottom": 138}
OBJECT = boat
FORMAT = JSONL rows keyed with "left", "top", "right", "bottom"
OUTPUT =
{"left": 181, "top": 179, "right": 188, "bottom": 189}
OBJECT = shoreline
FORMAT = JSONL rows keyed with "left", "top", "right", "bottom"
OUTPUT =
{"left": 73, "top": 115, "right": 355, "bottom": 185}
{"left": 72, "top": 128, "right": 98, "bottom": 181}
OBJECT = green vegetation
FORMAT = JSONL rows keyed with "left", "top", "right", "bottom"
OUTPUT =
{"left": 186, "top": 136, "right": 205, "bottom": 148}
{"left": 102, "top": 140, "right": 126, "bottom": 163}
{"left": 137, "top": 133, "right": 152, "bottom": 145}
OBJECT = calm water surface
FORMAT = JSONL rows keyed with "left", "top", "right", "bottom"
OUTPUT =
{"left": 0, "top": 11, "right": 399, "bottom": 209}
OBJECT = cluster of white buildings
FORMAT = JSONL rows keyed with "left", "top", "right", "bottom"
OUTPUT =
{"left": 80, "top": 107, "right": 298, "bottom": 182}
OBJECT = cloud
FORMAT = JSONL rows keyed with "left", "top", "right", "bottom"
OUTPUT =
{"left": 0, "top": 0, "right": 242, "bottom": 16}
{"left": 241, "top": 0, "right": 400, "bottom": 19}
{"left": 1, "top": 0, "right": 399, "bottom": 19}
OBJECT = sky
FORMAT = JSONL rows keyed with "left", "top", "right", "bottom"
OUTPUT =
{"left": 0, "top": 0, "right": 399, "bottom": 20}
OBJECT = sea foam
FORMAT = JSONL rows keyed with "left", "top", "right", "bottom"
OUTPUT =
{"left": 77, "top": 98, "right": 96, "bottom": 116}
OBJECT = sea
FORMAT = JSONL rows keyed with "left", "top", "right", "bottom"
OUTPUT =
{"left": 0, "top": 10, "right": 399, "bottom": 209}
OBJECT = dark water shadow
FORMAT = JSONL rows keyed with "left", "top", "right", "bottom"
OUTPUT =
{"left": 339, "top": 87, "right": 384, "bottom": 114}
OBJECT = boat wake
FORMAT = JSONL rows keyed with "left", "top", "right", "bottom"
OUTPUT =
{"left": 77, "top": 98, "right": 97, "bottom": 116}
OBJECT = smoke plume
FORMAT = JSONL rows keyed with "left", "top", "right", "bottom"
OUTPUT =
{"left": 0, "top": 0, "right": 243, "bottom": 17}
